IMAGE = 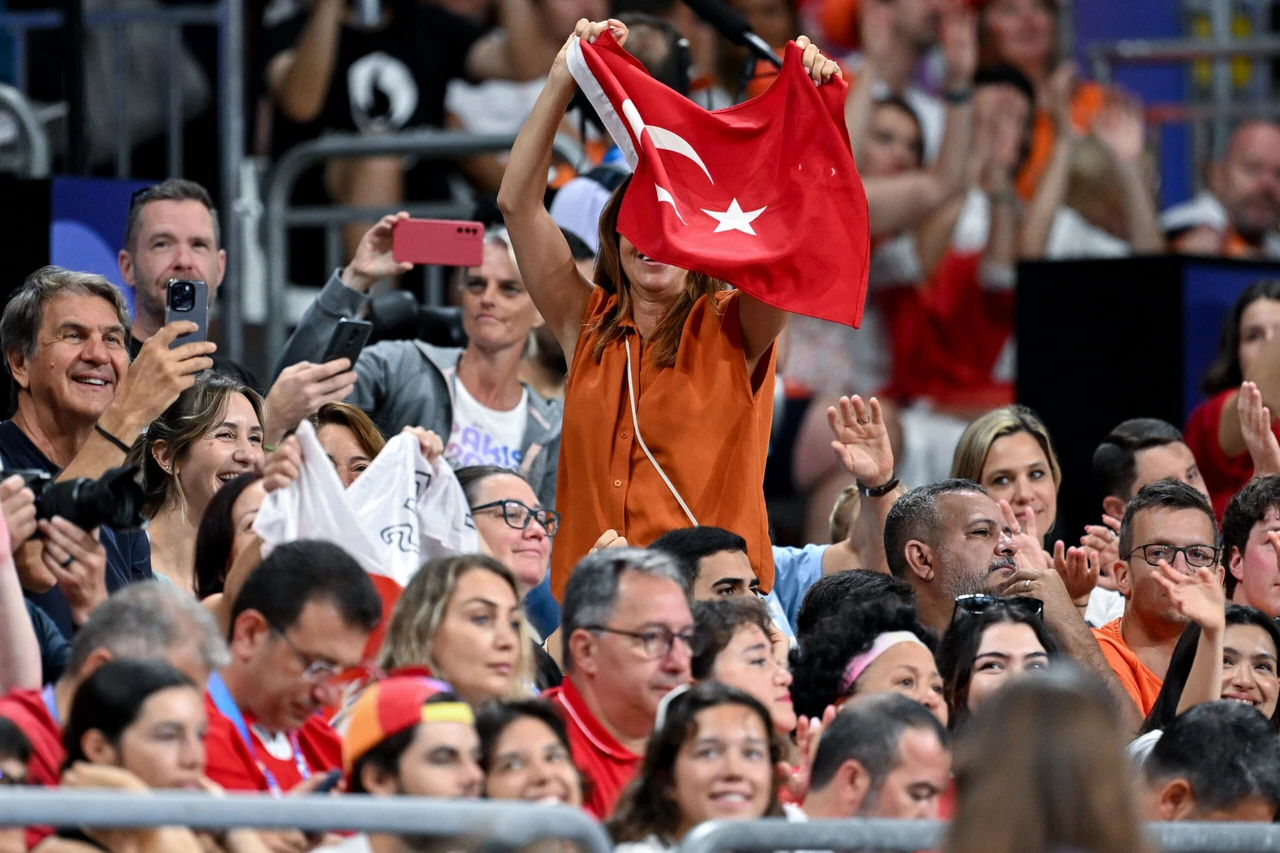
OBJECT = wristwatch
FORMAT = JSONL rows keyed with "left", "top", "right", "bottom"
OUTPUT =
{"left": 856, "top": 477, "right": 900, "bottom": 498}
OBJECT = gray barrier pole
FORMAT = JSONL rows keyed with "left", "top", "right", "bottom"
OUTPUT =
{"left": 0, "top": 83, "right": 51, "bottom": 177}
{"left": 678, "top": 818, "right": 1280, "bottom": 853}
{"left": 0, "top": 790, "right": 612, "bottom": 853}
{"left": 219, "top": 0, "right": 246, "bottom": 365}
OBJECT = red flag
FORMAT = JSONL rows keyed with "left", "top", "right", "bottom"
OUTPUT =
{"left": 567, "top": 31, "right": 870, "bottom": 327}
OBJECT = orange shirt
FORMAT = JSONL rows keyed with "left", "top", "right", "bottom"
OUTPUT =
{"left": 551, "top": 287, "right": 776, "bottom": 600}
{"left": 1015, "top": 82, "right": 1107, "bottom": 200}
{"left": 1091, "top": 617, "right": 1164, "bottom": 717}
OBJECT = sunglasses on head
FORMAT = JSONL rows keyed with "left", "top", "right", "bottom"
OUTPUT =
{"left": 952, "top": 594, "right": 1044, "bottom": 624}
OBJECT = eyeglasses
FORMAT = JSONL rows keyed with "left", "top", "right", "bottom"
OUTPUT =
{"left": 583, "top": 625, "right": 697, "bottom": 659}
{"left": 952, "top": 594, "right": 1044, "bottom": 625}
{"left": 269, "top": 624, "right": 343, "bottom": 684}
{"left": 470, "top": 500, "right": 560, "bottom": 537}
{"left": 1125, "top": 543, "right": 1220, "bottom": 569}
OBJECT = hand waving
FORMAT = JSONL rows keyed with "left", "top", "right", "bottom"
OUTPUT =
{"left": 1051, "top": 540, "right": 1099, "bottom": 603}
{"left": 940, "top": 2, "right": 977, "bottom": 90}
{"left": 827, "top": 395, "right": 894, "bottom": 485}
{"left": 1238, "top": 380, "right": 1280, "bottom": 477}
{"left": 1092, "top": 92, "right": 1145, "bottom": 166}
{"left": 1152, "top": 558, "right": 1225, "bottom": 633}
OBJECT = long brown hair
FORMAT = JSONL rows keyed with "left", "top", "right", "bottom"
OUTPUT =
{"left": 945, "top": 668, "right": 1153, "bottom": 853}
{"left": 591, "top": 176, "right": 727, "bottom": 368}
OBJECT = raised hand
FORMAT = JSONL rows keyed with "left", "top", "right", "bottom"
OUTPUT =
{"left": 263, "top": 359, "right": 357, "bottom": 447}
{"left": 858, "top": 0, "right": 895, "bottom": 67}
{"left": 1052, "top": 540, "right": 1099, "bottom": 603}
{"left": 778, "top": 703, "right": 837, "bottom": 803}
{"left": 341, "top": 212, "right": 413, "bottom": 293}
{"left": 1152, "top": 558, "right": 1225, "bottom": 633}
{"left": 109, "top": 321, "right": 217, "bottom": 433}
{"left": 1081, "top": 513, "right": 1122, "bottom": 591}
{"left": 1045, "top": 61, "right": 1079, "bottom": 135}
{"left": 1238, "top": 380, "right": 1280, "bottom": 477}
{"left": 262, "top": 437, "right": 303, "bottom": 494}
{"left": 998, "top": 499, "right": 1048, "bottom": 570}
{"left": 827, "top": 395, "right": 894, "bottom": 485}
{"left": 795, "top": 35, "right": 841, "bottom": 86}
{"left": 402, "top": 427, "right": 444, "bottom": 463}
{"left": 1092, "top": 92, "right": 1145, "bottom": 166}
{"left": 940, "top": 2, "right": 977, "bottom": 90}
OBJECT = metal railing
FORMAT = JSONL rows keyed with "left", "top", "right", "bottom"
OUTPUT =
{"left": 259, "top": 130, "right": 581, "bottom": 364}
{"left": 678, "top": 818, "right": 1280, "bottom": 853}
{"left": 0, "top": 790, "right": 612, "bottom": 853}
{"left": 0, "top": 82, "right": 50, "bottom": 177}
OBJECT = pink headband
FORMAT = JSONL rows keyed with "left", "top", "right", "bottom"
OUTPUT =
{"left": 839, "top": 631, "right": 928, "bottom": 695}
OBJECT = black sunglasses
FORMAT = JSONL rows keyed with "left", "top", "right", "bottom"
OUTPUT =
{"left": 952, "top": 594, "right": 1044, "bottom": 624}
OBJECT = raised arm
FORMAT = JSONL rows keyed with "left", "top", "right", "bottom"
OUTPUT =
{"left": 264, "top": 0, "right": 345, "bottom": 124}
{"left": 844, "top": 0, "right": 893, "bottom": 162}
{"left": 1151, "top": 560, "right": 1226, "bottom": 716}
{"left": 1019, "top": 63, "right": 1080, "bottom": 258}
{"left": 496, "top": 20, "right": 602, "bottom": 364}
{"left": 862, "top": 4, "right": 975, "bottom": 238}
{"left": 0, "top": 488, "right": 41, "bottom": 692}
{"left": 1093, "top": 93, "right": 1163, "bottom": 254}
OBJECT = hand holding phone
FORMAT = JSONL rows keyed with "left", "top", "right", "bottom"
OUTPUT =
{"left": 392, "top": 219, "right": 485, "bottom": 267}
{"left": 163, "top": 280, "right": 209, "bottom": 349}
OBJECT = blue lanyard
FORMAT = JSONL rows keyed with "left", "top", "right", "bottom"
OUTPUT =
{"left": 41, "top": 684, "right": 58, "bottom": 724}
{"left": 207, "top": 672, "right": 311, "bottom": 795}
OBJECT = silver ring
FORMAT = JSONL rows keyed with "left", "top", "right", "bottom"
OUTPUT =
{"left": 1023, "top": 580, "right": 1030, "bottom": 593}
{"left": 1109, "top": 529, "right": 1117, "bottom": 540}
{"left": 857, "top": 417, "right": 871, "bottom": 425}
{"left": 59, "top": 555, "right": 73, "bottom": 568}
{"left": 1013, "top": 528, "right": 1024, "bottom": 537}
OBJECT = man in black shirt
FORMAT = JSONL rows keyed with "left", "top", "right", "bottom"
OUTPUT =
{"left": 0, "top": 266, "right": 215, "bottom": 638}
{"left": 118, "top": 179, "right": 358, "bottom": 446}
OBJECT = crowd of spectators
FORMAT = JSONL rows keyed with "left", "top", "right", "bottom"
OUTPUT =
{"left": 5, "top": 1, "right": 1280, "bottom": 852}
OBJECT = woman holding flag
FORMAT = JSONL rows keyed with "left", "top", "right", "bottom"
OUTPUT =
{"left": 498, "top": 17, "right": 859, "bottom": 601}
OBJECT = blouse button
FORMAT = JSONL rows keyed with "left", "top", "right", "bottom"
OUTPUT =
{"left": 614, "top": 479, "right": 623, "bottom": 487}
{"left": 620, "top": 431, "right": 630, "bottom": 439}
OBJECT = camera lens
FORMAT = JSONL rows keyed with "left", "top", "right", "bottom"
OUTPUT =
{"left": 171, "top": 282, "right": 196, "bottom": 312}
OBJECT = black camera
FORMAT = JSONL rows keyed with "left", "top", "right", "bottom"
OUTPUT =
{"left": 168, "top": 280, "right": 197, "bottom": 312}
{"left": 11, "top": 466, "right": 147, "bottom": 532}
{"left": 367, "top": 291, "right": 467, "bottom": 347}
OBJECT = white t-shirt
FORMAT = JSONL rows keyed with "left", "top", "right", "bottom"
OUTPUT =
{"left": 445, "top": 381, "right": 529, "bottom": 470}
{"left": 316, "top": 834, "right": 372, "bottom": 853}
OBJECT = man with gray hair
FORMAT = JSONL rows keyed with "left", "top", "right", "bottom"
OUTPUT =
{"left": 791, "top": 693, "right": 951, "bottom": 823}
{"left": 0, "top": 265, "right": 215, "bottom": 638}
{"left": 543, "top": 546, "right": 691, "bottom": 819}
{"left": 0, "top": 580, "right": 225, "bottom": 794}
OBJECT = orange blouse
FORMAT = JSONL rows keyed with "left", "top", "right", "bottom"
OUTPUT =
{"left": 1015, "top": 81, "right": 1107, "bottom": 200}
{"left": 550, "top": 287, "right": 777, "bottom": 600}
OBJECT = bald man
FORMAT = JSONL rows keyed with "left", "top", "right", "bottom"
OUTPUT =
{"left": 1162, "top": 120, "right": 1280, "bottom": 259}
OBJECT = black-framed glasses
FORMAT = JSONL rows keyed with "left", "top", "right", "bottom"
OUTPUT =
{"left": 952, "top": 594, "right": 1044, "bottom": 625}
{"left": 582, "top": 625, "right": 697, "bottom": 659}
{"left": 269, "top": 624, "right": 342, "bottom": 683}
{"left": 470, "top": 500, "right": 560, "bottom": 537}
{"left": 1125, "top": 543, "right": 1220, "bottom": 569}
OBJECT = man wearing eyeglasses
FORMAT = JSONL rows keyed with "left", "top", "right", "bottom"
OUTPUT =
{"left": 204, "top": 541, "right": 380, "bottom": 816}
{"left": 545, "top": 547, "right": 692, "bottom": 819}
{"left": 1090, "top": 479, "right": 1222, "bottom": 718}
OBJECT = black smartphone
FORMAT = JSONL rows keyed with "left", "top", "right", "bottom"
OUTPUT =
{"left": 313, "top": 768, "right": 343, "bottom": 794}
{"left": 163, "top": 279, "right": 209, "bottom": 348}
{"left": 321, "top": 318, "right": 373, "bottom": 368}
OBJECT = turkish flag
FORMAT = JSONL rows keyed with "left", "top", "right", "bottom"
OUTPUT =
{"left": 568, "top": 31, "right": 870, "bottom": 327}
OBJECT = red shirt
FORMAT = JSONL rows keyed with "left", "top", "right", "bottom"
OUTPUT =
{"left": 543, "top": 678, "right": 641, "bottom": 820}
{"left": 1185, "top": 389, "right": 1280, "bottom": 517}
{"left": 203, "top": 691, "right": 343, "bottom": 793}
{"left": 0, "top": 687, "right": 63, "bottom": 848}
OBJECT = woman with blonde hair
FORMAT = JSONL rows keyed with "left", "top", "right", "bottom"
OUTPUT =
{"left": 945, "top": 667, "right": 1153, "bottom": 853}
{"left": 378, "top": 554, "right": 533, "bottom": 705}
{"left": 950, "top": 404, "right": 1110, "bottom": 619}
{"left": 129, "top": 373, "right": 265, "bottom": 593}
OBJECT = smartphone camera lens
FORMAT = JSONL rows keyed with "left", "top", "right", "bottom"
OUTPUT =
{"left": 170, "top": 282, "right": 195, "bottom": 312}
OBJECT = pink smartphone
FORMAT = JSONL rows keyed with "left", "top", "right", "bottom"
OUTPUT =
{"left": 392, "top": 219, "right": 485, "bottom": 267}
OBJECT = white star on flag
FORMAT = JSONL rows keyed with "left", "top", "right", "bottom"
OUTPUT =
{"left": 701, "top": 198, "right": 767, "bottom": 236}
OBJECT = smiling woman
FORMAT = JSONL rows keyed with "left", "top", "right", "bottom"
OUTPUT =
{"left": 607, "top": 682, "right": 783, "bottom": 851}
{"left": 127, "top": 373, "right": 265, "bottom": 594}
